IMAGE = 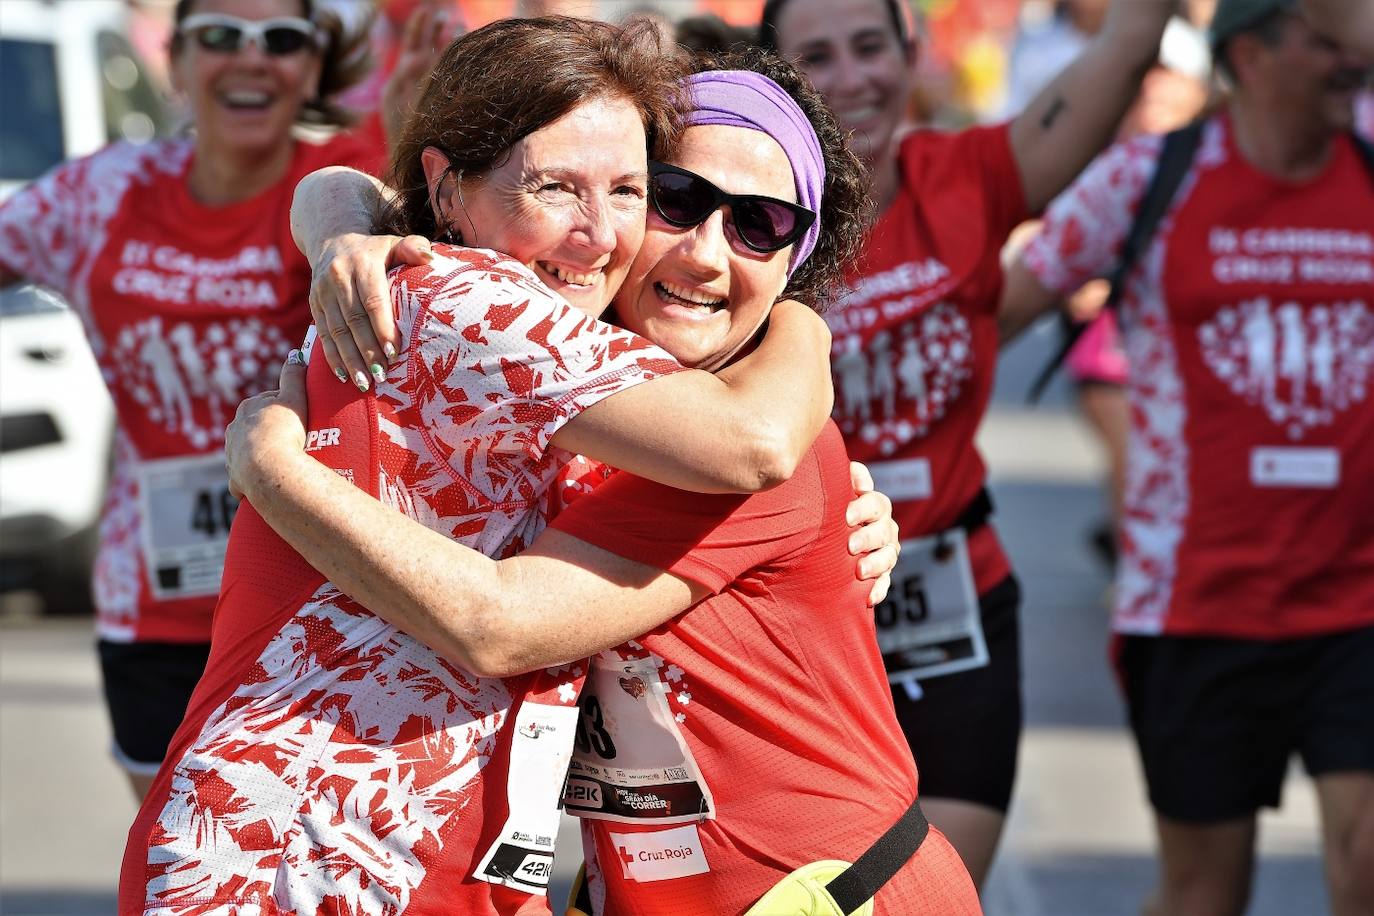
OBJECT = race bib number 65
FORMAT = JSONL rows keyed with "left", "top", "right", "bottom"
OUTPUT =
{"left": 876, "top": 529, "right": 988, "bottom": 684}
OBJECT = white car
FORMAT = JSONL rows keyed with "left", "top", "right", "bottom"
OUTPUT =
{"left": 0, "top": 0, "right": 165, "bottom": 613}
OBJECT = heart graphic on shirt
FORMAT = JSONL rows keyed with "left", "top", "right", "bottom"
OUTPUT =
{"left": 831, "top": 301, "right": 973, "bottom": 455}
{"left": 114, "top": 315, "right": 291, "bottom": 448}
{"left": 1197, "top": 297, "right": 1373, "bottom": 440}
{"left": 619, "top": 676, "right": 646, "bottom": 699}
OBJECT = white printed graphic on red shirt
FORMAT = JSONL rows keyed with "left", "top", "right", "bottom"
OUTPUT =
{"left": 1198, "top": 297, "right": 1373, "bottom": 440}
{"left": 113, "top": 314, "right": 291, "bottom": 449}
{"left": 831, "top": 300, "right": 971, "bottom": 457}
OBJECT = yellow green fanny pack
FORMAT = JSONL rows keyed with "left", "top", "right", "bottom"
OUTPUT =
{"left": 566, "top": 799, "right": 928, "bottom": 916}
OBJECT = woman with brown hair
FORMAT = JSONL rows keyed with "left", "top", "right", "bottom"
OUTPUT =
{"left": 0, "top": 0, "right": 387, "bottom": 800}
{"left": 119, "top": 17, "right": 893, "bottom": 916}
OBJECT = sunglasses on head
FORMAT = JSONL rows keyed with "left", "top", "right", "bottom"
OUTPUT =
{"left": 179, "top": 14, "right": 317, "bottom": 56}
{"left": 647, "top": 161, "right": 816, "bottom": 255}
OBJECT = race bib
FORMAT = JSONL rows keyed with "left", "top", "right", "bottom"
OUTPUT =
{"left": 473, "top": 697, "right": 580, "bottom": 895}
{"left": 876, "top": 529, "right": 988, "bottom": 687}
{"left": 563, "top": 655, "right": 714, "bottom": 826}
{"left": 136, "top": 454, "right": 237, "bottom": 600}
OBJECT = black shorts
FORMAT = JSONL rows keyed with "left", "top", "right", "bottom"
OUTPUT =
{"left": 97, "top": 639, "right": 211, "bottom": 774}
{"left": 1120, "top": 624, "right": 1374, "bottom": 823}
{"left": 889, "top": 575, "right": 1023, "bottom": 812}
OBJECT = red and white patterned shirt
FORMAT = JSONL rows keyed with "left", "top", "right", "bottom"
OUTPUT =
{"left": 119, "top": 247, "right": 683, "bottom": 915}
{"left": 1024, "top": 114, "right": 1374, "bottom": 639}
{"left": 825, "top": 125, "right": 1030, "bottom": 594}
{"left": 0, "top": 132, "right": 381, "bottom": 643}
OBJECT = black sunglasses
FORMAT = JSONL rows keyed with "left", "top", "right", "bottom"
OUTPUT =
{"left": 647, "top": 161, "right": 816, "bottom": 254}
{"left": 179, "top": 14, "right": 316, "bottom": 56}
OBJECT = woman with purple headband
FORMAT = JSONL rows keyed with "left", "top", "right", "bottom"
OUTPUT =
{"left": 209, "top": 38, "right": 975, "bottom": 916}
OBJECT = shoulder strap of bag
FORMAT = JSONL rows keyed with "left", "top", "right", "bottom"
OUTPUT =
{"left": 1026, "top": 120, "right": 1205, "bottom": 403}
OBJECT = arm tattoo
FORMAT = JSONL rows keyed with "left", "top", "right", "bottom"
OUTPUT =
{"left": 1040, "top": 96, "right": 1067, "bottom": 131}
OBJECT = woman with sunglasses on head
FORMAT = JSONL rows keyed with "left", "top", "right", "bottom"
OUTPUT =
{"left": 220, "top": 43, "right": 976, "bottom": 916}
{"left": 759, "top": 0, "right": 1182, "bottom": 888}
{"left": 120, "top": 19, "right": 901, "bottom": 916}
{"left": 0, "top": 0, "right": 394, "bottom": 801}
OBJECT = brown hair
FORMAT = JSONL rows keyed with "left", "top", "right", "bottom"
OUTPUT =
{"left": 171, "top": 0, "right": 373, "bottom": 128}
{"left": 685, "top": 46, "right": 874, "bottom": 311}
{"left": 379, "top": 16, "right": 686, "bottom": 241}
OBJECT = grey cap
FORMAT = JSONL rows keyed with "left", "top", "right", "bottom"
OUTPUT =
{"left": 1208, "top": 0, "right": 1297, "bottom": 47}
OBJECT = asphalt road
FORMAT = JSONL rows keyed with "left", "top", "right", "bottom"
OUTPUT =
{"left": 0, "top": 325, "right": 1330, "bottom": 915}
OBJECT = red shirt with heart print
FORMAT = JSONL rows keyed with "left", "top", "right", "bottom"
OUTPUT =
{"left": 824, "top": 125, "right": 1030, "bottom": 595}
{"left": 1024, "top": 113, "right": 1374, "bottom": 638}
{"left": 0, "top": 132, "right": 382, "bottom": 643}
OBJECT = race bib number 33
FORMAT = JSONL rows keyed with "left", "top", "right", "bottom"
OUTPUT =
{"left": 136, "top": 454, "right": 238, "bottom": 600}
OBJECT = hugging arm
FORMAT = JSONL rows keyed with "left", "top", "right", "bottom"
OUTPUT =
{"left": 290, "top": 167, "right": 432, "bottom": 382}
{"left": 551, "top": 298, "right": 834, "bottom": 493}
{"left": 1008, "top": 0, "right": 1176, "bottom": 213}
{"left": 225, "top": 359, "right": 896, "bottom": 674}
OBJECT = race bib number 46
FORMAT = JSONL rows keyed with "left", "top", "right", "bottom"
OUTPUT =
{"left": 136, "top": 454, "right": 238, "bottom": 600}
{"left": 876, "top": 529, "right": 988, "bottom": 684}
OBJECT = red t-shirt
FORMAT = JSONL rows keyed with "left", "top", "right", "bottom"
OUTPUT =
{"left": 551, "top": 422, "right": 980, "bottom": 916}
{"left": 0, "top": 131, "right": 381, "bottom": 643}
{"left": 826, "top": 125, "right": 1030, "bottom": 594}
{"left": 120, "top": 248, "right": 683, "bottom": 916}
{"left": 1024, "top": 113, "right": 1374, "bottom": 639}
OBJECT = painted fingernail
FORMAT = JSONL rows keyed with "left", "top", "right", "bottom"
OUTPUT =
{"left": 354, "top": 370, "right": 370, "bottom": 392}
{"left": 370, "top": 363, "right": 386, "bottom": 385}
{"left": 287, "top": 349, "right": 307, "bottom": 367}
{"left": 383, "top": 341, "right": 398, "bottom": 361}
{"left": 335, "top": 367, "right": 349, "bottom": 384}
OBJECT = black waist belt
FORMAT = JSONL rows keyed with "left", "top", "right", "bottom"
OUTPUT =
{"left": 825, "top": 797, "right": 930, "bottom": 914}
{"left": 948, "top": 487, "right": 994, "bottom": 536}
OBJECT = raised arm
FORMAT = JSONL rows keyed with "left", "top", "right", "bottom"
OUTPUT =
{"left": 1009, "top": 0, "right": 1176, "bottom": 213}
{"left": 290, "top": 166, "right": 431, "bottom": 386}
{"left": 551, "top": 298, "right": 834, "bottom": 493}
{"left": 998, "top": 255, "right": 1068, "bottom": 345}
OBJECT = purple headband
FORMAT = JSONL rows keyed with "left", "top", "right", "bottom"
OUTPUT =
{"left": 683, "top": 70, "right": 825, "bottom": 276}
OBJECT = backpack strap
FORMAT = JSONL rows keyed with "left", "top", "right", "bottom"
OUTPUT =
{"left": 1026, "top": 121, "right": 1205, "bottom": 403}
{"left": 1352, "top": 130, "right": 1374, "bottom": 182}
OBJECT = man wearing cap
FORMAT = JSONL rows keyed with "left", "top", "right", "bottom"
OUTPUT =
{"left": 1001, "top": 0, "right": 1374, "bottom": 912}
{"left": 1302, "top": 0, "right": 1374, "bottom": 56}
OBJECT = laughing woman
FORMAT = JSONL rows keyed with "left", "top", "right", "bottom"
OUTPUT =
{"left": 0, "top": 0, "right": 386, "bottom": 799}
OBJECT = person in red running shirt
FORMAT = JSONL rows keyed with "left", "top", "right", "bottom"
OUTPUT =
{"left": 223, "top": 48, "right": 976, "bottom": 916}
{"left": 0, "top": 0, "right": 391, "bottom": 799}
{"left": 758, "top": 0, "right": 1180, "bottom": 888}
{"left": 1000, "top": 0, "right": 1374, "bottom": 911}
{"left": 120, "top": 21, "right": 902, "bottom": 916}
